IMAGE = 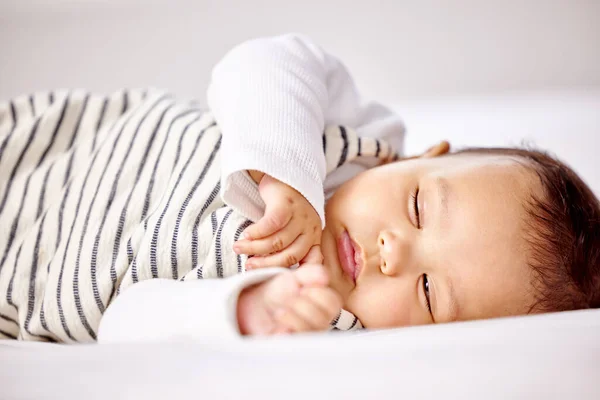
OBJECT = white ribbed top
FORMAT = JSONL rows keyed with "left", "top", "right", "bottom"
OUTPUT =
{"left": 208, "top": 33, "right": 405, "bottom": 226}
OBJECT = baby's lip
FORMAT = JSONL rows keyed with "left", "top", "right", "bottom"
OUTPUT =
{"left": 337, "top": 230, "right": 365, "bottom": 284}
{"left": 350, "top": 237, "right": 365, "bottom": 282}
{"left": 337, "top": 230, "right": 357, "bottom": 284}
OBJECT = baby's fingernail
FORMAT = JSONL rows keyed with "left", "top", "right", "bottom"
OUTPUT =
{"left": 233, "top": 244, "right": 241, "bottom": 254}
{"left": 242, "top": 232, "right": 250, "bottom": 239}
{"left": 245, "top": 262, "right": 254, "bottom": 270}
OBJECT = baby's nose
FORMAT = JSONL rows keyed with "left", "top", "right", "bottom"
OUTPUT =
{"left": 377, "top": 230, "right": 412, "bottom": 276}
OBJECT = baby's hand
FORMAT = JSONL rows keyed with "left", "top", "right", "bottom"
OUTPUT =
{"left": 237, "top": 264, "right": 342, "bottom": 335}
{"left": 233, "top": 173, "right": 322, "bottom": 269}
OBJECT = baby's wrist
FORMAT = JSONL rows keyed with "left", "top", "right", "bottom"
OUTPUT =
{"left": 247, "top": 170, "right": 266, "bottom": 185}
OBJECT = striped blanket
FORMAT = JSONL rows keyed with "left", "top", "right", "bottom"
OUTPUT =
{"left": 0, "top": 90, "right": 395, "bottom": 342}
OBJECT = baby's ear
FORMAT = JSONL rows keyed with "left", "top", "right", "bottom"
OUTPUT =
{"left": 381, "top": 141, "right": 451, "bottom": 165}
{"left": 417, "top": 141, "right": 451, "bottom": 159}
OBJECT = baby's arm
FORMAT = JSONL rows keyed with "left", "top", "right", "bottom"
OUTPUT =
{"left": 98, "top": 266, "right": 340, "bottom": 342}
{"left": 208, "top": 33, "right": 405, "bottom": 228}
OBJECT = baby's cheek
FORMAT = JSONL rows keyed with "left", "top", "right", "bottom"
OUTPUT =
{"left": 346, "top": 285, "right": 416, "bottom": 329}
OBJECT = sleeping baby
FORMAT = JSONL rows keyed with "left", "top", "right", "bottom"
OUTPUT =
{"left": 0, "top": 34, "right": 598, "bottom": 343}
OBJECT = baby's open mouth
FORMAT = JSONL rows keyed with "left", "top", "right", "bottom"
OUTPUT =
{"left": 337, "top": 230, "right": 363, "bottom": 284}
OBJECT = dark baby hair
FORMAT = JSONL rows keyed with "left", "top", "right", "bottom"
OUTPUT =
{"left": 455, "top": 146, "right": 600, "bottom": 313}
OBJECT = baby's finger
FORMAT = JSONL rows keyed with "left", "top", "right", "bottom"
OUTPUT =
{"left": 301, "top": 287, "right": 343, "bottom": 322}
{"left": 299, "top": 244, "right": 324, "bottom": 265}
{"left": 288, "top": 296, "right": 334, "bottom": 330}
{"left": 293, "top": 264, "right": 330, "bottom": 287}
{"left": 273, "top": 307, "right": 313, "bottom": 333}
{"left": 246, "top": 233, "right": 313, "bottom": 269}
{"left": 243, "top": 206, "right": 292, "bottom": 240}
{"left": 272, "top": 326, "right": 292, "bottom": 335}
{"left": 234, "top": 228, "right": 299, "bottom": 256}
{"left": 257, "top": 266, "right": 330, "bottom": 311}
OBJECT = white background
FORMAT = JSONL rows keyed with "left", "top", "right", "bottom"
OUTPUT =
{"left": 1, "top": 0, "right": 599, "bottom": 191}
{"left": 1, "top": 0, "right": 599, "bottom": 102}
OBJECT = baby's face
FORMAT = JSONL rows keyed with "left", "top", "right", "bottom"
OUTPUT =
{"left": 321, "top": 153, "right": 540, "bottom": 328}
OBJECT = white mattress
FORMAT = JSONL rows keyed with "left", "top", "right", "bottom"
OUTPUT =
{"left": 1, "top": 91, "right": 599, "bottom": 399}
{"left": 2, "top": 309, "right": 599, "bottom": 399}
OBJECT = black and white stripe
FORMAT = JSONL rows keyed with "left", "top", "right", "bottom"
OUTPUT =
{"left": 56, "top": 146, "right": 106, "bottom": 341}
{"left": 234, "top": 220, "right": 253, "bottom": 273}
{"left": 148, "top": 120, "right": 216, "bottom": 278}
{"left": 0, "top": 173, "right": 33, "bottom": 272}
{"left": 0, "top": 90, "right": 383, "bottom": 342}
{"left": 0, "top": 117, "right": 41, "bottom": 217}
{"left": 191, "top": 183, "right": 221, "bottom": 271}
{"left": 106, "top": 104, "right": 178, "bottom": 300}
{"left": 337, "top": 126, "right": 349, "bottom": 167}
{"left": 214, "top": 209, "right": 234, "bottom": 278}
{"left": 140, "top": 112, "right": 199, "bottom": 222}
{"left": 89, "top": 95, "right": 170, "bottom": 313}
{"left": 0, "top": 102, "right": 18, "bottom": 166}
{"left": 170, "top": 136, "right": 222, "bottom": 279}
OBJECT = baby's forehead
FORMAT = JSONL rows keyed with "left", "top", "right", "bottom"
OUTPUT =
{"left": 437, "top": 152, "right": 533, "bottom": 179}
{"left": 448, "top": 151, "right": 526, "bottom": 166}
{"left": 431, "top": 152, "right": 542, "bottom": 217}
{"left": 449, "top": 152, "right": 539, "bottom": 185}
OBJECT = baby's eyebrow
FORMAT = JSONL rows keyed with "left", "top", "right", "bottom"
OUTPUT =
{"left": 436, "top": 177, "right": 450, "bottom": 220}
{"left": 433, "top": 177, "right": 452, "bottom": 234}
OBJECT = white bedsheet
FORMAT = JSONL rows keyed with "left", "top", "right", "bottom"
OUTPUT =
{"left": 1, "top": 91, "right": 599, "bottom": 399}
{"left": 1, "top": 308, "right": 599, "bottom": 399}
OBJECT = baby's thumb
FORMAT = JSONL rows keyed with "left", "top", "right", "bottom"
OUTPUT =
{"left": 300, "top": 245, "right": 324, "bottom": 266}
{"left": 244, "top": 204, "right": 291, "bottom": 240}
{"left": 257, "top": 174, "right": 280, "bottom": 198}
{"left": 244, "top": 175, "right": 291, "bottom": 239}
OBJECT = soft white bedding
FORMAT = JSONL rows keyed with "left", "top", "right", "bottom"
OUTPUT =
{"left": 1, "top": 91, "right": 599, "bottom": 399}
{"left": 2, "top": 309, "right": 599, "bottom": 399}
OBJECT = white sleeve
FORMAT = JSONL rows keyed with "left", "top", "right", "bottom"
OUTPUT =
{"left": 97, "top": 268, "right": 283, "bottom": 344}
{"left": 207, "top": 33, "right": 405, "bottom": 227}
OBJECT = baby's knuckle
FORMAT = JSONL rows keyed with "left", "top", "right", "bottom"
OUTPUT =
{"left": 311, "top": 232, "right": 321, "bottom": 243}
{"left": 248, "top": 258, "right": 262, "bottom": 268}
{"left": 284, "top": 253, "right": 299, "bottom": 266}
{"left": 272, "top": 237, "right": 284, "bottom": 252}
{"left": 268, "top": 212, "right": 286, "bottom": 229}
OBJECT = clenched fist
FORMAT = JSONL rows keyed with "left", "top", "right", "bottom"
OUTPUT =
{"left": 237, "top": 264, "right": 342, "bottom": 335}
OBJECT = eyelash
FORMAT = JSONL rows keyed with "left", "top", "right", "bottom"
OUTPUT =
{"left": 410, "top": 187, "right": 421, "bottom": 228}
{"left": 411, "top": 189, "right": 431, "bottom": 318}
{"left": 423, "top": 274, "right": 432, "bottom": 315}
